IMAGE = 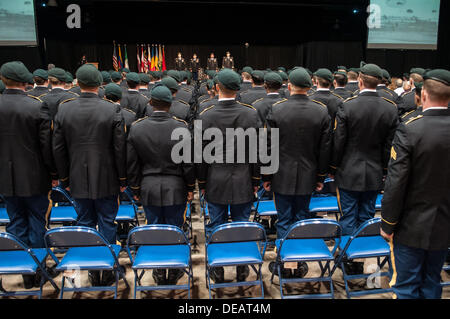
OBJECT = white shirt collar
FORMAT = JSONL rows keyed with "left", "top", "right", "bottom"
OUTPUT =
{"left": 377, "top": 84, "right": 386, "bottom": 87}
{"left": 267, "top": 93, "right": 279, "bottom": 95}
{"left": 128, "top": 89, "right": 139, "bottom": 92}
{"left": 316, "top": 88, "right": 330, "bottom": 92}
{"left": 218, "top": 97, "right": 235, "bottom": 102}
{"left": 360, "top": 89, "right": 377, "bottom": 93}
{"left": 348, "top": 81, "right": 358, "bottom": 83}
{"left": 423, "top": 106, "right": 448, "bottom": 112}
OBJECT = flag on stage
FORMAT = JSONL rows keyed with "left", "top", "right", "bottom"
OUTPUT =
{"left": 118, "top": 44, "right": 124, "bottom": 69}
{"left": 141, "top": 45, "right": 146, "bottom": 73}
{"left": 137, "top": 44, "right": 141, "bottom": 72}
{"left": 150, "top": 45, "right": 155, "bottom": 71}
{"left": 112, "top": 42, "right": 119, "bottom": 71}
{"left": 162, "top": 45, "right": 166, "bottom": 71}
{"left": 158, "top": 45, "right": 163, "bottom": 71}
{"left": 124, "top": 44, "right": 129, "bottom": 69}
{"left": 154, "top": 45, "right": 159, "bottom": 71}
{"left": 148, "top": 44, "right": 153, "bottom": 71}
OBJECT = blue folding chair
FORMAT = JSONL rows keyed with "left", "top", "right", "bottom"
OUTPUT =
{"left": 44, "top": 226, "right": 129, "bottom": 299}
{"left": 183, "top": 203, "right": 193, "bottom": 240}
{"left": 115, "top": 188, "right": 140, "bottom": 245}
{"left": 49, "top": 187, "right": 79, "bottom": 226}
{"left": 309, "top": 196, "right": 340, "bottom": 220}
{"left": 375, "top": 193, "right": 383, "bottom": 210}
{"left": 442, "top": 248, "right": 450, "bottom": 287}
{"left": 0, "top": 232, "right": 59, "bottom": 298}
{"left": 271, "top": 219, "right": 341, "bottom": 299}
{"left": 205, "top": 222, "right": 267, "bottom": 299}
{"left": 127, "top": 224, "right": 193, "bottom": 299}
{"left": 200, "top": 194, "right": 231, "bottom": 240}
{"left": 331, "top": 217, "right": 392, "bottom": 298}
{"left": 0, "top": 195, "right": 10, "bottom": 226}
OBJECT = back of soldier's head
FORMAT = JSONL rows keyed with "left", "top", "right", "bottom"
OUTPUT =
{"left": 423, "top": 70, "right": 450, "bottom": 105}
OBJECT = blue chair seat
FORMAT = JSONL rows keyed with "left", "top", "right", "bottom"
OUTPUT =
{"left": 0, "top": 207, "right": 10, "bottom": 224}
{"left": 0, "top": 249, "right": 48, "bottom": 274}
{"left": 115, "top": 205, "right": 136, "bottom": 221}
{"left": 207, "top": 242, "right": 263, "bottom": 267}
{"left": 132, "top": 245, "right": 190, "bottom": 269}
{"left": 375, "top": 194, "right": 383, "bottom": 210}
{"left": 50, "top": 206, "right": 78, "bottom": 223}
{"left": 56, "top": 245, "right": 121, "bottom": 271}
{"left": 275, "top": 239, "right": 334, "bottom": 262}
{"left": 309, "top": 197, "right": 339, "bottom": 213}
{"left": 339, "top": 236, "right": 390, "bottom": 259}
{"left": 185, "top": 205, "right": 191, "bottom": 219}
{"left": 257, "top": 201, "right": 277, "bottom": 216}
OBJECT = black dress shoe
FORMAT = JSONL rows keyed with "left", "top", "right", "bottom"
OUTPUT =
{"left": 167, "top": 269, "right": 185, "bottom": 285}
{"left": 22, "top": 274, "right": 35, "bottom": 289}
{"left": 101, "top": 270, "right": 116, "bottom": 286}
{"left": 269, "top": 262, "right": 292, "bottom": 278}
{"left": 236, "top": 265, "right": 249, "bottom": 282}
{"left": 209, "top": 267, "right": 224, "bottom": 283}
{"left": 293, "top": 262, "right": 309, "bottom": 278}
{"left": 88, "top": 270, "right": 101, "bottom": 287}
{"left": 152, "top": 269, "right": 167, "bottom": 285}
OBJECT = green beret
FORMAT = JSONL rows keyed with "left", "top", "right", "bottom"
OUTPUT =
{"left": 242, "top": 66, "right": 253, "bottom": 74}
{"left": 122, "top": 68, "right": 130, "bottom": 73}
{"left": 360, "top": 61, "right": 367, "bottom": 68}
{"left": 279, "top": 71, "right": 288, "bottom": 81}
{"left": 206, "top": 79, "right": 215, "bottom": 90}
{"left": 415, "top": 82, "right": 423, "bottom": 95}
{"left": 0, "top": 80, "right": 5, "bottom": 93}
{"left": 382, "top": 69, "right": 391, "bottom": 81}
{"left": 126, "top": 72, "right": 140, "bottom": 84}
{"left": 0, "top": 61, "right": 31, "bottom": 83}
{"left": 348, "top": 68, "right": 360, "bottom": 74}
{"left": 179, "top": 71, "right": 188, "bottom": 81}
{"left": 65, "top": 72, "right": 74, "bottom": 84}
{"left": 314, "top": 68, "right": 333, "bottom": 82}
{"left": 167, "top": 70, "right": 181, "bottom": 82}
{"left": 111, "top": 71, "right": 121, "bottom": 81}
{"left": 304, "top": 68, "right": 313, "bottom": 77}
{"left": 277, "top": 67, "right": 286, "bottom": 72}
{"left": 337, "top": 66, "right": 348, "bottom": 72}
{"left": 264, "top": 72, "right": 283, "bottom": 85}
{"left": 161, "top": 76, "right": 179, "bottom": 91}
{"left": 153, "top": 71, "right": 162, "bottom": 79}
{"left": 410, "top": 68, "right": 426, "bottom": 76}
{"left": 423, "top": 69, "right": 450, "bottom": 86}
{"left": 27, "top": 72, "right": 34, "bottom": 84}
{"left": 360, "top": 63, "right": 383, "bottom": 79}
{"left": 101, "top": 71, "right": 111, "bottom": 84}
{"left": 48, "top": 68, "right": 67, "bottom": 82}
{"left": 76, "top": 64, "right": 102, "bottom": 87}
{"left": 289, "top": 67, "right": 312, "bottom": 88}
{"left": 334, "top": 71, "right": 348, "bottom": 79}
{"left": 104, "top": 83, "right": 122, "bottom": 99}
{"left": 217, "top": 69, "right": 241, "bottom": 91}
{"left": 150, "top": 83, "right": 172, "bottom": 103}
{"left": 251, "top": 70, "right": 265, "bottom": 81}
{"left": 33, "top": 69, "right": 48, "bottom": 80}
{"left": 213, "top": 75, "right": 219, "bottom": 85}
{"left": 139, "top": 73, "right": 151, "bottom": 84}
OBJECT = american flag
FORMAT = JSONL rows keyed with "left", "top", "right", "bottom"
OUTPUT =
{"left": 112, "top": 42, "right": 119, "bottom": 71}
{"left": 137, "top": 44, "right": 141, "bottom": 72}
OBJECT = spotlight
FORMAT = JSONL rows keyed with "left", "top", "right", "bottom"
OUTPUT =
{"left": 353, "top": 9, "right": 359, "bottom": 14}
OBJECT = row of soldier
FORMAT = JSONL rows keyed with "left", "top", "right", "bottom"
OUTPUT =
{"left": 0, "top": 60, "right": 449, "bottom": 298}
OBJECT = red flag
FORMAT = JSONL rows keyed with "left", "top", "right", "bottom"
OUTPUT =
{"left": 162, "top": 45, "right": 167, "bottom": 71}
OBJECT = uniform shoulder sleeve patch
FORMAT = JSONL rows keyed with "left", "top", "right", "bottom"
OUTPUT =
{"left": 237, "top": 101, "right": 256, "bottom": 111}
{"left": 311, "top": 99, "right": 327, "bottom": 108}
{"left": 27, "top": 95, "right": 43, "bottom": 102}
{"left": 172, "top": 116, "right": 188, "bottom": 125}
{"left": 381, "top": 97, "right": 397, "bottom": 106}
{"left": 343, "top": 96, "right": 358, "bottom": 103}
{"left": 272, "top": 98, "right": 288, "bottom": 106}
{"left": 199, "top": 105, "right": 215, "bottom": 115}
{"left": 405, "top": 115, "right": 423, "bottom": 125}
{"left": 131, "top": 116, "right": 148, "bottom": 126}
{"left": 390, "top": 146, "right": 397, "bottom": 161}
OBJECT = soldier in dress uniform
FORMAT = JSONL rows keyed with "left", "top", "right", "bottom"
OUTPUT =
{"left": 377, "top": 69, "right": 400, "bottom": 104}
{"left": 120, "top": 67, "right": 130, "bottom": 89}
{"left": 120, "top": 72, "right": 149, "bottom": 119}
{"left": 207, "top": 53, "right": 218, "bottom": 71}
{"left": 198, "top": 77, "right": 219, "bottom": 114}
{"left": 27, "top": 69, "right": 49, "bottom": 98}
{"left": 40, "top": 68, "right": 79, "bottom": 120}
{"left": 198, "top": 79, "right": 215, "bottom": 104}
{"left": 309, "top": 68, "right": 343, "bottom": 125}
{"left": 330, "top": 64, "right": 399, "bottom": 274}
{"left": 240, "top": 66, "right": 254, "bottom": 93}
{"left": 0, "top": 80, "right": 5, "bottom": 94}
{"left": 264, "top": 68, "right": 331, "bottom": 279}
{"left": 345, "top": 68, "right": 360, "bottom": 94}
{"left": 167, "top": 70, "right": 192, "bottom": 104}
{"left": 332, "top": 71, "right": 353, "bottom": 100}
{"left": 197, "top": 69, "right": 260, "bottom": 283}
{"left": 189, "top": 53, "right": 200, "bottom": 82}
{"left": 400, "top": 82, "right": 423, "bottom": 123}
{"left": 398, "top": 68, "right": 425, "bottom": 116}
{"left": 175, "top": 52, "right": 186, "bottom": 71}
{"left": 127, "top": 84, "right": 195, "bottom": 285}
{"left": 138, "top": 73, "right": 152, "bottom": 98}
{"left": 53, "top": 64, "right": 127, "bottom": 287}
{"left": 381, "top": 69, "right": 450, "bottom": 299}
{"left": 104, "top": 83, "right": 136, "bottom": 134}
{"left": 111, "top": 71, "right": 122, "bottom": 85}
{"left": 239, "top": 70, "right": 267, "bottom": 105}
{"left": 278, "top": 71, "right": 288, "bottom": 98}
{"left": 251, "top": 72, "right": 284, "bottom": 127}
{"left": 0, "top": 61, "right": 56, "bottom": 289}
{"left": 101, "top": 71, "right": 112, "bottom": 87}
{"left": 64, "top": 72, "right": 74, "bottom": 91}
{"left": 222, "top": 51, "right": 234, "bottom": 70}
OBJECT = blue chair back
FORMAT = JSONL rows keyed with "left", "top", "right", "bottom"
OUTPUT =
{"left": 51, "top": 187, "right": 79, "bottom": 212}
{"left": 44, "top": 226, "right": 110, "bottom": 249}
{"left": 352, "top": 218, "right": 382, "bottom": 238}
{"left": 0, "top": 232, "right": 28, "bottom": 251}
{"left": 284, "top": 218, "right": 341, "bottom": 241}
{"left": 127, "top": 224, "right": 189, "bottom": 247}
{"left": 208, "top": 222, "right": 267, "bottom": 244}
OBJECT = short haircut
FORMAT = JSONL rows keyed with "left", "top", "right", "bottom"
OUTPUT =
{"left": 218, "top": 82, "right": 237, "bottom": 95}
{"left": 105, "top": 94, "right": 120, "bottom": 102}
{"left": 410, "top": 73, "right": 423, "bottom": 83}
{"left": 127, "top": 80, "right": 138, "bottom": 89}
{"left": 265, "top": 81, "right": 282, "bottom": 91}
{"left": 334, "top": 74, "right": 348, "bottom": 87}
{"left": 33, "top": 76, "right": 46, "bottom": 85}
{"left": 251, "top": 75, "right": 264, "bottom": 85}
{"left": 78, "top": 82, "right": 98, "bottom": 90}
{"left": 360, "top": 73, "right": 379, "bottom": 89}
{"left": 347, "top": 71, "right": 358, "bottom": 81}
{"left": 48, "top": 76, "right": 64, "bottom": 86}
{"left": 150, "top": 98, "right": 171, "bottom": 109}
{"left": 1, "top": 76, "right": 25, "bottom": 88}
{"left": 317, "top": 78, "right": 331, "bottom": 88}
{"left": 242, "top": 72, "right": 252, "bottom": 80}
{"left": 424, "top": 79, "right": 450, "bottom": 103}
